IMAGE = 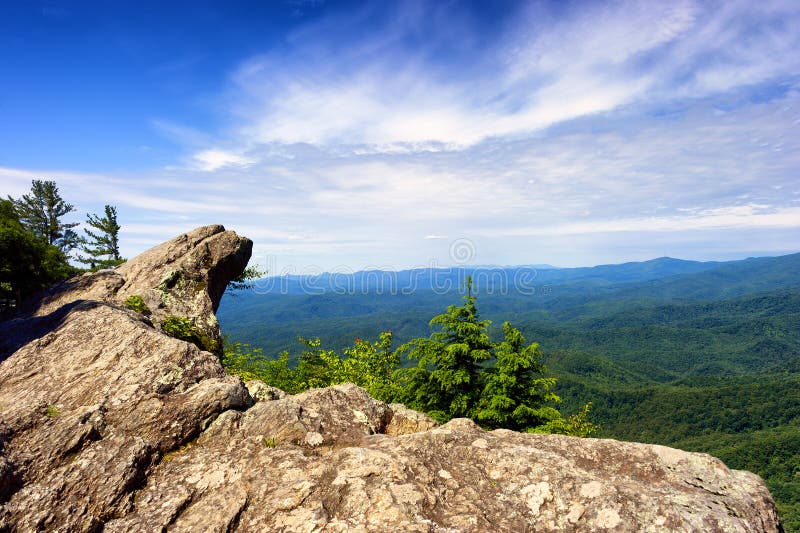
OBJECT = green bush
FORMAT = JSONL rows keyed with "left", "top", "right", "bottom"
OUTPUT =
{"left": 125, "top": 295, "right": 150, "bottom": 314}
{"left": 162, "top": 315, "right": 218, "bottom": 353}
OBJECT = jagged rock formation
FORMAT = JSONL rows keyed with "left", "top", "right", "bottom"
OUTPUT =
{"left": 0, "top": 226, "right": 783, "bottom": 532}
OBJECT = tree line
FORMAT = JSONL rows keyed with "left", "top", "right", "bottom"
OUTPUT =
{"left": 1, "top": 180, "right": 121, "bottom": 312}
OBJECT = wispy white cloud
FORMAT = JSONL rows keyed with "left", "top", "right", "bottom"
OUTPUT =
{"left": 480, "top": 205, "right": 800, "bottom": 237}
{"left": 192, "top": 0, "right": 800, "bottom": 156}
{"left": 6, "top": 84, "right": 800, "bottom": 270}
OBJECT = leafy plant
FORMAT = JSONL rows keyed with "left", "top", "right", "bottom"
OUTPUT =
{"left": 13, "top": 179, "right": 79, "bottom": 253}
{"left": 221, "top": 340, "right": 300, "bottom": 393}
{"left": 530, "top": 401, "right": 600, "bottom": 438}
{"left": 475, "top": 322, "right": 563, "bottom": 431}
{"left": 395, "top": 277, "right": 492, "bottom": 422}
{"left": 43, "top": 404, "right": 60, "bottom": 418}
{"left": 125, "top": 295, "right": 150, "bottom": 315}
{"left": 1, "top": 198, "right": 75, "bottom": 313}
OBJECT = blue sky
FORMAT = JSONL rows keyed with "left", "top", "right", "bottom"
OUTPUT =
{"left": 2, "top": 0, "right": 799, "bottom": 273}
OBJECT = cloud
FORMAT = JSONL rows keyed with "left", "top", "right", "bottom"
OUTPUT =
{"left": 6, "top": 1, "right": 800, "bottom": 271}
{"left": 194, "top": 0, "right": 800, "bottom": 155}
{"left": 191, "top": 149, "right": 256, "bottom": 172}
{"left": 481, "top": 206, "right": 800, "bottom": 238}
{"left": 6, "top": 84, "right": 799, "bottom": 270}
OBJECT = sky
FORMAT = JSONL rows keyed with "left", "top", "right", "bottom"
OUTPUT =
{"left": 1, "top": 0, "right": 799, "bottom": 273}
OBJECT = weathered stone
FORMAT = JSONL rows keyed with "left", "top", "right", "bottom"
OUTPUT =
{"left": 0, "top": 226, "right": 252, "bottom": 530}
{"left": 245, "top": 379, "right": 287, "bottom": 402}
{"left": 0, "top": 226, "right": 784, "bottom": 532}
{"left": 385, "top": 402, "right": 439, "bottom": 436}
{"left": 104, "top": 384, "right": 781, "bottom": 532}
{"left": 11, "top": 224, "right": 252, "bottom": 354}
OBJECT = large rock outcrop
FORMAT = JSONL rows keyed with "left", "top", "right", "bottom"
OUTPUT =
{"left": 9, "top": 224, "right": 252, "bottom": 354}
{"left": 0, "top": 226, "right": 783, "bottom": 531}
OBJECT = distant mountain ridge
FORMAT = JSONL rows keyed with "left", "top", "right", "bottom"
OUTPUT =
{"left": 248, "top": 255, "right": 736, "bottom": 295}
{"left": 220, "top": 251, "right": 800, "bottom": 357}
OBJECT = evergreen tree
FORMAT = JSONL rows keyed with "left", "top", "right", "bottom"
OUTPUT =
{"left": 79, "top": 205, "right": 123, "bottom": 268}
{"left": 0, "top": 199, "right": 73, "bottom": 313}
{"left": 14, "top": 180, "right": 79, "bottom": 253}
{"left": 475, "top": 322, "right": 563, "bottom": 430}
{"left": 397, "top": 277, "right": 492, "bottom": 421}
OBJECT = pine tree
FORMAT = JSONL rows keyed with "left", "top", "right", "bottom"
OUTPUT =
{"left": 14, "top": 180, "right": 79, "bottom": 253}
{"left": 475, "top": 322, "right": 563, "bottom": 431}
{"left": 397, "top": 277, "right": 492, "bottom": 422}
{"left": 79, "top": 205, "right": 123, "bottom": 269}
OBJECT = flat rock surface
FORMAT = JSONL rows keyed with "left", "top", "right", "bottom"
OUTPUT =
{"left": 0, "top": 226, "right": 783, "bottom": 531}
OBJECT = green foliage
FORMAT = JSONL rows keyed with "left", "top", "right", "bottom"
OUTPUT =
{"left": 161, "top": 315, "right": 195, "bottom": 339}
{"left": 531, "top": 402, "right": 600, "bottom": 438}
{"left": 227, "top": 265, "right": 266, "bottom": 292}
{"left": 161, "top": 315, "right": 218, "bottom": 353}
{"left": 43, "top": 404, "right": 60, "bottom": 418}
{"left": 79, "top": 205, "right": 123, "bottom": 269}
{"left": 263, "top": 437, "right": 277, "bottom": 448}
{"left": 302, "top": 332, "right": 401, "bottom": 402}
{"left": 221, "top": 279, "right": 590, "bottom": 436}
{"left": 1, "top": 198, "right": 74, "bottom": 314}
{"left": 125, "top": 295, "right": 150, "bottom": 315}
{"left": 393, "top": 279, "right": 579, "bottom": 432}
{"left": 396, "top": 278, "right": 493, "bottom": 421}
{"left": 221, "top": 340, "right": 301, "bottom": 393}
{"left": 475, "top": 322, "right": 562, "bottom": 430}
{"left": 13, "top": 179, "right": 79, "bottom": 253}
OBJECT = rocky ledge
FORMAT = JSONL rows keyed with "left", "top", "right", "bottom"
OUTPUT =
{"left": 0, "top": 226, "right": 783, "bottom": 531}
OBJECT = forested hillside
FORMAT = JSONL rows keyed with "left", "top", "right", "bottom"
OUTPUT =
{"left": 218, "top": 252, "right": 800, "bottom": 529}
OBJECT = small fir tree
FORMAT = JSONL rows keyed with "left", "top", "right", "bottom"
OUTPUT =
{"left": 397, "top": 277, "right": 492, "bottom": 422}
{"left": 475, "top": 322, "right": 563, "bottom": 430}
{"left": 79, "top": 205, "right": 123, "bottom": 269}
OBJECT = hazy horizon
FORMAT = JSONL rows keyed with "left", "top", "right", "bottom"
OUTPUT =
{"left": 245, "top": 248, "right": 797, "bottom": 278}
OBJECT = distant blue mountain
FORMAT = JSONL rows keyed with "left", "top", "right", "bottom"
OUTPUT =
{"left": 246, "top": 256, "right": 729, "bottom": 296}
{"left": 219, "top": 252, "right": 800, "bottom": 356}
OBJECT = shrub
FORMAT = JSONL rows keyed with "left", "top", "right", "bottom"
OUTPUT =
{"left": 221, "top": 340, "right": 300, "bottom": 393}
{"left": 125, "top": 295, "right": 150, "bottom": 314}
